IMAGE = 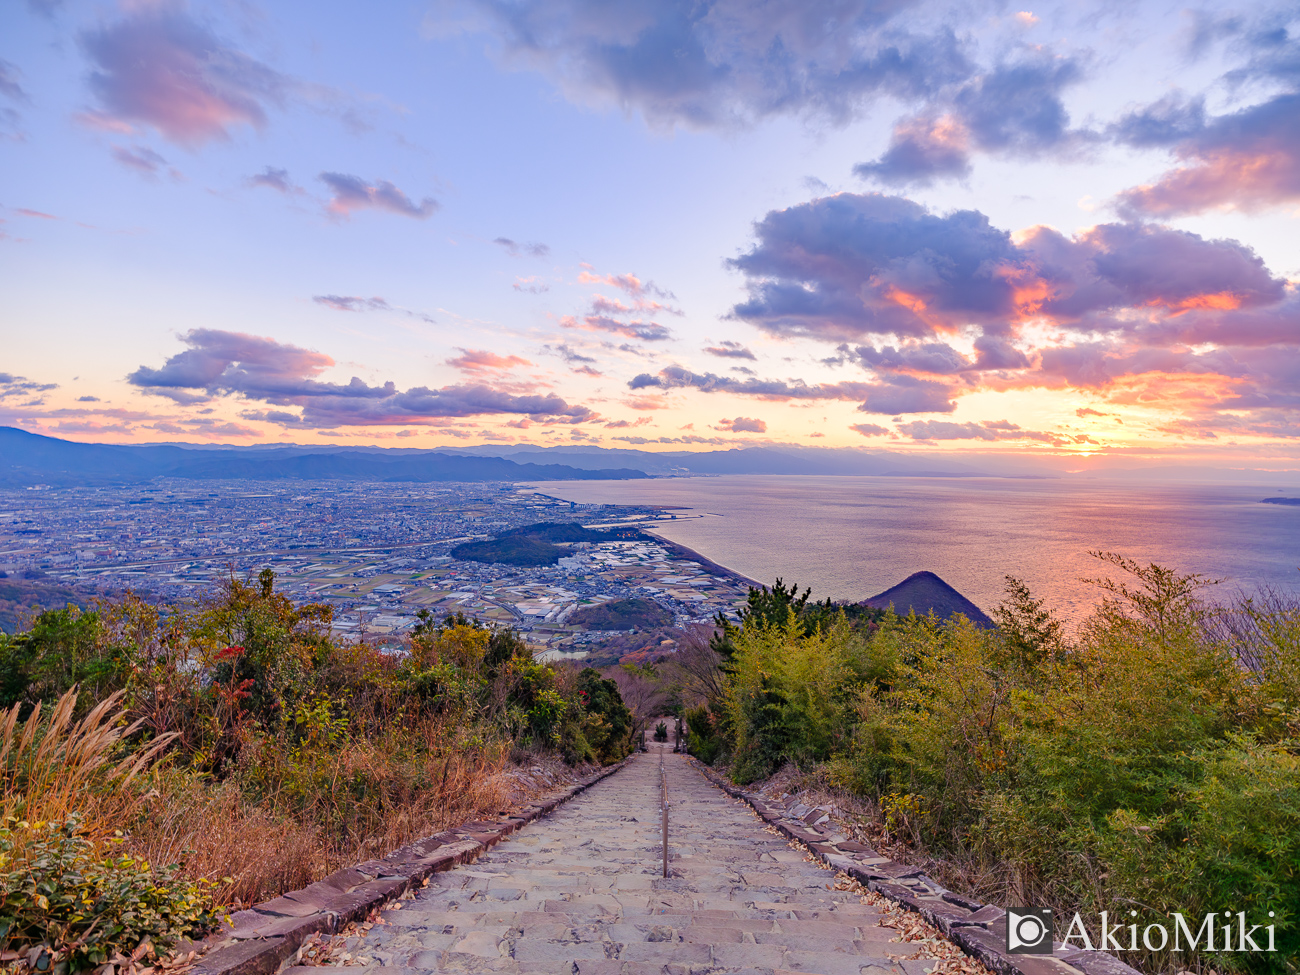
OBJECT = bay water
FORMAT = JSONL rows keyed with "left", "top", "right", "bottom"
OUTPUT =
{"left": 530, "top": 475, "right": 1300, "bottom": 623}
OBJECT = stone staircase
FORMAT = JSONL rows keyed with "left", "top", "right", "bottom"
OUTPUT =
{"left": 317, "top": 748, "right": 934, "bottom": 975}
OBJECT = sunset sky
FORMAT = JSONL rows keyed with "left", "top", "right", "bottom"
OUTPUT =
{"left": 2, "top": 0, "right": 1299, "bottom": 470}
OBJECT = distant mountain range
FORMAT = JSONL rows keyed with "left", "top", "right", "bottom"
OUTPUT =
{"left": 0, "top": 427, "right": 1059, "bottom": 487}
{"left": 0, "top": 427, "right": 649, "bottom": 487}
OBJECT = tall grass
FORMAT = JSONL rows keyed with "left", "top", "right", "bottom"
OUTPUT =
{"left": 0, "top": 687, "right": 175, "bottom": 836}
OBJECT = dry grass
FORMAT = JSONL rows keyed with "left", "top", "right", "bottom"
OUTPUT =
{"left": 0, "top": 687, "right": 175, "bottom": 837}
{"left": 123, "top": 736, "right": 581, "bottom": 908}
{"left": 0, "top": 689, "right": 585, "bottom": 911}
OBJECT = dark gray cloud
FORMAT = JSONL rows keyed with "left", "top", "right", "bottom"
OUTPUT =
{"left": 433, "top": 0, "right": 972, "bottom": 129}
{"left": 81, "top": 7, "right": 285, "bottom": 146}
{"left": 128, "top": 328, "right": 595, "bottom": 427}
{"left": 319, "top": 173, "right": 439, "bottom": 219}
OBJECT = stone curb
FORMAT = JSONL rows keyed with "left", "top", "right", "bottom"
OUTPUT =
{"left": 191, "top": 758, "right": 632, "bottom": 975}
{"left": 689, "top": 760, "right": 1142, "bottom": 975}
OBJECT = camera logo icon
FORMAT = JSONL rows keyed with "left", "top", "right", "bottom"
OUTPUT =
{"left": 1006, "top": 908, "right": 1053, "bottom": 954}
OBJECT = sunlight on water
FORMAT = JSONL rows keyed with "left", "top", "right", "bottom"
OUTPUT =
{"left": 531, "top": 476, "right": 1300, "bottom": 624}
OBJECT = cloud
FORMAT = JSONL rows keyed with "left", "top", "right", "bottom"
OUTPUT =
{"left": 446, "top": 349, "right": 532, "bottom": 372}
{"left": 895, "top": 418, "right": 1100, "bottom": 447}
{"left": 494, "top": 236, "right": 550, "bottom": 257}
{"left": 128, "top": 328, "right": 595, "bottom": 427}
{"left": 430, "top": 0, "right": 972, "bottom": 130}
{"left": 703, "top": 340, "right": 756, "bottom": 360}
{"left": 112, "top": 144, "right": 173, "bottom": 177}
{"left": 561, "top": 315, "right": 672, "bottom": 342}
{"left": 613, "top": 435, "right": 727, "bottom": 445}
{"left": 80, "top": 5, "right": 286, "bottom": 146}
{"left": 730, "top": 193, "right": 1287, "bottom": 343}
{"left": 313, "top": 294, "right": 391, "bottom": 312}
{"left": 628, "top": 364, "right": 870, "bottom": 400}
{"left": 717, "top": 416, "right": 766, "bottom": 433}
{"left": 77, "top": 395, "right": 100, "bottom": 402}
{"left": 626, "top": 362, "right": 951, "bottom": 414}
{"left": 548, "top": 343, "right": 598, "bottom": 364}
{"left": 858, "top": 374, "right": 956, "bottom": 414}
{"left": 249, "top": 166, "right": 296, "bottom": 192}
{"left": 577, "top": 270, "right": 673, "bottom": 300}
{"left": 513, "top": 276, "right": 550, "bottom": 294}
{"left": 312, "top": 293, "right": 435, "bottom": 323}
{"left": 1114, "top": 92, "right": 1300, "bottom": 217}
{"left": 854, "top": 113, "right": 971, "bottom": 185}
{"left": 850, "top": 422, "right": 890, "bottom": 436}
{"left": 319, "top": 172, "right": 438, "bottom": 219}
{"left": 726, "top": 190, "right": 1300, "bottom": 433}
{"left": 0, "top": 60, "right": 27, "bottom": 103}
{"left": 729, "top": 193, "right": 1026, "bottom": 341}
{"left": 895, "top": 419, "right": 1014, "bottom": 441}
{"left": 855, "top": 55, "right": 1088, "bottom": 185}
{"left": 0, "top": 373, "right": 58, "bottom": 398}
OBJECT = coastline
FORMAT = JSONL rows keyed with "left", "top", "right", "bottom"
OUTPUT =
{"left": 640, "top": 526, "right": 764, "bottom": 591}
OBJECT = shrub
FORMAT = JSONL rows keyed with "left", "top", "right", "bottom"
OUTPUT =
{"left": 0, "top": 816, "right": 222, "bottom": 973}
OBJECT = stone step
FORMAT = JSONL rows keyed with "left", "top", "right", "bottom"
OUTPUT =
{"left": 343, "top": 750, "right": 928, "bottom": 975}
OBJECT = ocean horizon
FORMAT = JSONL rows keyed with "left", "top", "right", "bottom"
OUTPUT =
{"left": 529, "top": 475, "right": 1300, "bottom": 625}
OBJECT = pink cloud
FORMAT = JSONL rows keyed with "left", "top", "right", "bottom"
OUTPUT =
{"left": 446, "top": 349, "right": 532, "bottom": 372}
{"left": 319, "top": 172, "right": 438, "bottom": 219}
{"left": 717, "top": 416, "right": 767, "bottom": 433}
{"left": 81, "top": 6, "right": 285, "bottom": 146}
{"left": 128, "top": 328, "right": 597, "bottom": 427}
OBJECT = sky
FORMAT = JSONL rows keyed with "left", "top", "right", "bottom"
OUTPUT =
{"left": 2, "top": 0, "right": 1299, "bottom": 472}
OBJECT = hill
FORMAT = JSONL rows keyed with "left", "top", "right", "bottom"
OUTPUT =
{"left": 0, "top": 428, "right": 649, "bottom": 486}
{"left": 862, "top": 571, "right": 994, "bottom": 627}
{"left": 0, "top": 575, "right": 98, "bottom": 633}
{"left": 569, "top": 598, "right": 673, "bottom": 631}
{"left": 450, "top": 522, "right": 640, "bottom": 566}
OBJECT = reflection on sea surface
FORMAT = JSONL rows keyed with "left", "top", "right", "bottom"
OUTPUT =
{"left": 530, "top": 475, "right": 1300, "bottom": 625}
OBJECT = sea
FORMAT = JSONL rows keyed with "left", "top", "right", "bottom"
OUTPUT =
{"left": 528, "top": 475, "right": 1300, "bottom": 625}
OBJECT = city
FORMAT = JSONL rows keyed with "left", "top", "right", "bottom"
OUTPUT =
{"left": 0, "top": 481, "right": 753, "bottom": 662}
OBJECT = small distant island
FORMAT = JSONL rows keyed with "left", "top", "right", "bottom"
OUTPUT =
{"left": 1261, "top": 497, "right": 1300, "bottom": 506}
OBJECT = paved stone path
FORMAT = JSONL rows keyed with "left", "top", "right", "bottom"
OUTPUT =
{"left": 330, "top": 747, "right": 931, "bottom": 975}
